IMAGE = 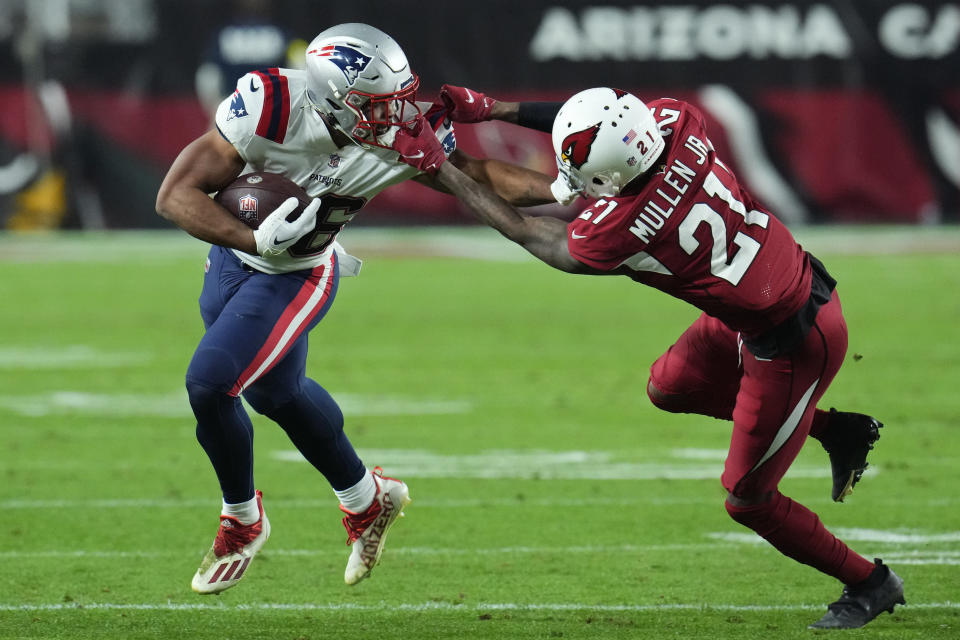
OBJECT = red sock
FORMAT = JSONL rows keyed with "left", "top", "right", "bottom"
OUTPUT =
{"left": 726, "top": 491, "right": 875, "bottom": 585}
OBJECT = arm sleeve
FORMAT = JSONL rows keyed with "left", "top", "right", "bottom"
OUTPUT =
{"left": 517, "top": 102, "right": 564, "bottom": 133}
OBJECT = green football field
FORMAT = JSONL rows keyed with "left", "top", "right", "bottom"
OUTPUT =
{"left": 1, "top": 227, "right": 958, "bottom": 640}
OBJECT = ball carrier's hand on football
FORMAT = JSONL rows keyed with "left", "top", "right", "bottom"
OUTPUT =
{"left": 157, "top": 130, "right": 264, "bottom": 254}
{"left": 253, "top": 197, "right": 320, "bottom": 257}
{"left": 159, "top": 131, "right": 319, "bottom": 256}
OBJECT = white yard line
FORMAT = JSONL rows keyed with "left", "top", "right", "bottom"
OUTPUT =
{"left": 0, "top": 346, "right": 151, "bottom": 370}
{"left": 2, "top": 533, "right": 957, "bottom": 563}
{"left": 1, "top": 227, "right": 958, "bottom": 265}
{"left": 0, "top": 543, "right": 734, "bottom": 560}
{"left": 709, "top": 530, "right": 960, "bottom": 545}
{"left": 273, "top": 448, "right": 833, "bottom": 481}
{"left": 0, "top": 601, "right": 956, "bottom": 613}
{"left": 12, "top": 492, "right": 960, "bottom": 511}
{"left": 0, "top": 390, "right": 471, "bottom": 418}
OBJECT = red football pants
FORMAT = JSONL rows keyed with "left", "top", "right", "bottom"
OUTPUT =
{"left": 648, "top": 292, "right": 875, "bottom": 584}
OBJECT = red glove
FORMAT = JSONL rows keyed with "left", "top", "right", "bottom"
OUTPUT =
{"left": 439, "top": 84, "right": 496, "bottom": 123}
{"left": 394, "top": 117, "right": 447, "bottom": 175}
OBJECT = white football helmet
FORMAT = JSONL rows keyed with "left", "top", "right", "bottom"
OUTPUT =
{"left": 551, "top": 88, "right": 665, "bottom": 201}
{"left": 304, "top": 23, "right": 420, "bottom": 148}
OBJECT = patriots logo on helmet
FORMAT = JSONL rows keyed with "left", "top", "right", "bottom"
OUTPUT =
{"left": 310, "top": 44, "right": 372, "bottom": 86}
{"left": 560, "top": 123, "right": 601, "bottom": 170}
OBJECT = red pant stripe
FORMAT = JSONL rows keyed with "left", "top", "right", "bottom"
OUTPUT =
{"left": 229, "top": 254, "right": 334, "bottom": 396}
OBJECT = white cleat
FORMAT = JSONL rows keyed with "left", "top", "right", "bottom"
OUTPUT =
{"left": 191, "top": 490, "right": 270, "bottom": 594}
{"left": 341, "top": 467, "right": 411, "bottom": 585}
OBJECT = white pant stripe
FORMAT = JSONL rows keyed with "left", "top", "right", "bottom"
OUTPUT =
{"left": 747, "top": 378, "right": 819, "bottom": 475}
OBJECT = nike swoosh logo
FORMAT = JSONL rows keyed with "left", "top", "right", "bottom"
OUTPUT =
{"left": 250, "top": 78, "right": 259, "bottom": 92}
{"left": 273, "top": 234, "right": 296, "bottom": 245}
{"left": 464, "top": 89, "right": 475, "bottom": 104}
{"left": 402, "top": 151, "right": 425, "bottom": 160}
{"left": 571, "top": 232, "right": 588, "bottom": 239}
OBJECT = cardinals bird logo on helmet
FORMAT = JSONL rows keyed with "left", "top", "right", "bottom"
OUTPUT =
{"left": 559, "top": 123, "right": 601, "bottom": 170}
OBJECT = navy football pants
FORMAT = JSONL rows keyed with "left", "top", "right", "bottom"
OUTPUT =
{"left": 185, "top": 246, "right": 365, "bottom": 503}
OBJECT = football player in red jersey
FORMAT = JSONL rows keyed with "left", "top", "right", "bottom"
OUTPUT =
{"left": 393, "top": 85, "right": 904, "bottom": 630}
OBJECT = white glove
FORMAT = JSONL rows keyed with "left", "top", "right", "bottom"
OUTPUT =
{"left": 253, "top": 197, "right": 320, "bottom": 257}
{"left": 550, "top": 176, "right": 579, "bottom": 206}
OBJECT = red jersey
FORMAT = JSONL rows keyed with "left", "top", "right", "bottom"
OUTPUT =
{"left": 566, "top": 98, "right": 812, "bottom": 336}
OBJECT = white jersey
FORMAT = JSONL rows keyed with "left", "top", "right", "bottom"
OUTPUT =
{"left": 214, "top": 67, "right": 456, "bottom": 274}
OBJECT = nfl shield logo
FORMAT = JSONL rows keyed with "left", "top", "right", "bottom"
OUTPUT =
{"left": 328, "top": 154, "right": 341, "bottom": 168}
{"left": 238, "top": 194, "right": 258, "bottom": 223}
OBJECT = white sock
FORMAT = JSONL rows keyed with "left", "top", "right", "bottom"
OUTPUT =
{"left": 334, "top": 470, "right": 376, "bottom": 513}
{"left": 221, "top": 496, "right": 260, "bottom": 525}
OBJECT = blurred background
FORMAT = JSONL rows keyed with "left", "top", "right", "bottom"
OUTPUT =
{"left": 0, "top": 0, "right": 957, "bottom": 231}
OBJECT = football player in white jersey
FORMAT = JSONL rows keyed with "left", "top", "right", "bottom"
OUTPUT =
{"left": 156, "top": 23, "right": 558, "bottom": 594}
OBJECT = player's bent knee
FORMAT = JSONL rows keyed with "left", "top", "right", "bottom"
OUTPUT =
{"left": 185, "top": 378, "right": 231, "bottom": 414}
{"left": 646, "top": 379, "right": 686, "bottom": 413}
{"left": 724, "top": 492, "right": 782, "bottom": 537}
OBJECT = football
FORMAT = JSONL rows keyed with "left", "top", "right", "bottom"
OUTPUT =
{"left": 213, "top": 172, "right": 312, "bottom": 230}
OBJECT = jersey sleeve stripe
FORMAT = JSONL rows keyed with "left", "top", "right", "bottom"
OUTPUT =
{"left": 253, "top": 68, "right": 290, "bottom": 144}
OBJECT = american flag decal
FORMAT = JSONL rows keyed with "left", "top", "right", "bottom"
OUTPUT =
{"left": 622, "top": 129, "right": 638, "bottom": 145}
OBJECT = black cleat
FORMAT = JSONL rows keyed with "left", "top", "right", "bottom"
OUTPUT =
{"left": 818, "top": 408, "right": 882, "bottom": 502}
{"left": 809, "top": 559, "right": 905, "bottom": 629}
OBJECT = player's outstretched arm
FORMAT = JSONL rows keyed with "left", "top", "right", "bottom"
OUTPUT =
{"left": 439, "top": 84, "right": 561, "bottom": 133}
{"left": 395, "top": 119, "right": 587, "bottom": 274}
{"left": 156, "top": 130, "right": 257, "bottom": 253}
{"left": 437, "top": 162, "right": 585, "bottom": 272}
{"left": 438, "top": 150, "right": 556, "bottom": 207}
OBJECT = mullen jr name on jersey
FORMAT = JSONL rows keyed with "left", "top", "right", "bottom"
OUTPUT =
{"left": 566, "top": 98, "right": 812, "bottom": 335}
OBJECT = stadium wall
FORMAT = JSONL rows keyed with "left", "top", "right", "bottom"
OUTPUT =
{"left": 0, "top": 0, "right": 957, "bottom": 229}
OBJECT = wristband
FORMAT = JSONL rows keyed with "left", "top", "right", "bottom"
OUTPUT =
{"left": 517, "top": 102, "right": 563, "bottom": 133}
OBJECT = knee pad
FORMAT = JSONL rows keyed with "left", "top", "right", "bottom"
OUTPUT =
{"left": 646, "top": 379, "right": 686, "bottom": 413}
{"left": 185, "top": 378, "right": 229, "bottom": 416}
{"left": 724, "top": 492, "right": 787, "bottom": 538}
{"left": 186, "top": 344, "right": 244, "bottom": 390}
